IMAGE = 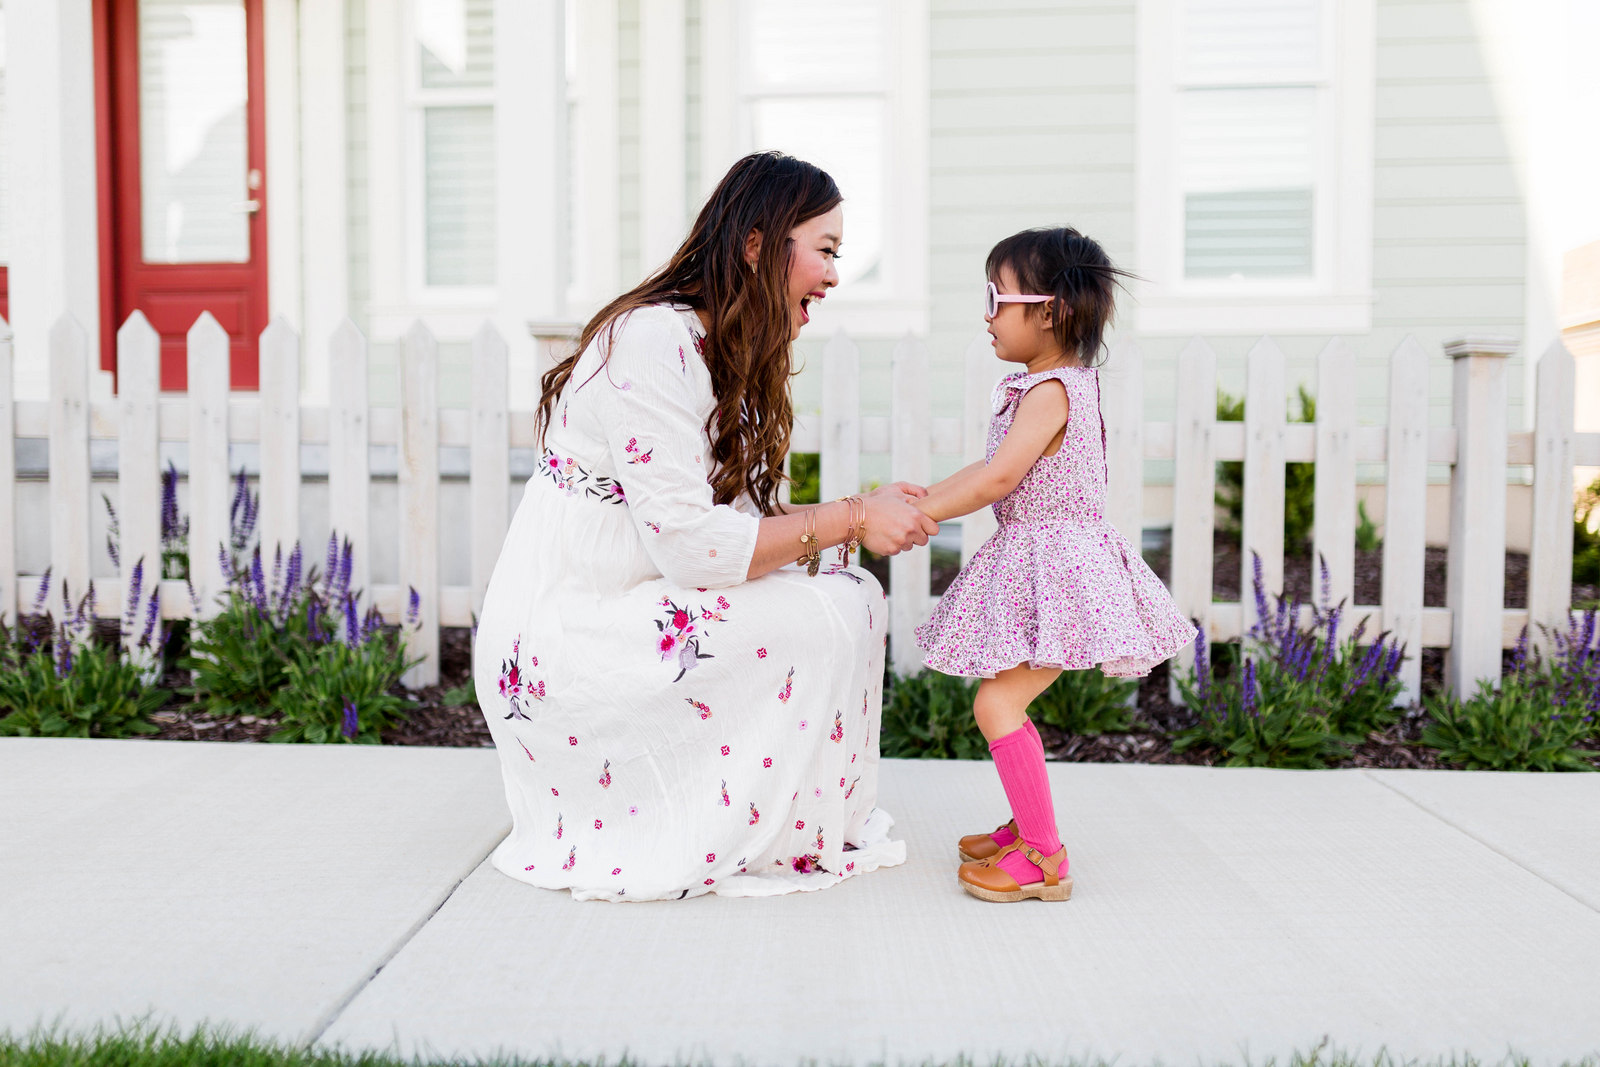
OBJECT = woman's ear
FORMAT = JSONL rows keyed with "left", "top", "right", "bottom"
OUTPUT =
{"left": 744, "top": 228, "right": 763, "bottom": 271}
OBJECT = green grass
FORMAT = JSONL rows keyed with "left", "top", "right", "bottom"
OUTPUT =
{"left": 2, "top": 1026, "right": 1597, "bottom": 1067}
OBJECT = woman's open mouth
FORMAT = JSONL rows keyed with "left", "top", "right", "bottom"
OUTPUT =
{"left": 799, "top": 290, "right": 826, "bottom": 325}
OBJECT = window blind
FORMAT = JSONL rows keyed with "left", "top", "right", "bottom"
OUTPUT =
{"left": 424, "top": 106, "right": 495, "bottom": 287}
{"left": 1178, "top": 0, "right": 1321, "bottom": 279}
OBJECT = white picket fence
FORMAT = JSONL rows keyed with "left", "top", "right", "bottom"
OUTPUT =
{"left": 0, "top": 311, "right": 1595, "bottom": 698}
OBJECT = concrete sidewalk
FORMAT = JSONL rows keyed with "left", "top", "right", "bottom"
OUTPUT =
{"left": 4, "top": 738, "right": 1599, "bottom": 1065}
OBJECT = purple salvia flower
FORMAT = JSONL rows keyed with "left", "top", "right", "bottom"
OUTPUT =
{"left": 139, "top": 589, "right": 161, "bottom": 649}
{"left": 219, "top": 545, "right": 234, "bottom": 583}
{"left": 250, "top": 550, "right": 267, "bottom": 614}
{"left": 270, "top": 546, "right": 284, "bottom": 610}
{"left": 230, "top": 469, "right": 247, "bottom": 530}
{"left": 284, "top": 543, "right": 303, "bottom": 604}
{"left": 1241, "top": 659, "right": 1258, "bottom": 718}
{"left": 344, "top": 595, "right": 360, "bottom": 647}
{"left": 362, "top": 607, "right": 383, "bottom": 642}
{"left": 1511, "top": 626, "right": 1529, "bottom": 676}
{"left": 325, "top": 532, "right": 340, "bottom": 595}
{"left": 1344, "top": 641, "right": 1384, "bottom": 698}
{"left": 1381, "top": 642, "right": 1404, "bottom": 683}
{"left": 1273, "top": 593, "right": 1289, "bottom": 652}
{"left": 1193, "top": 623, "right": 1210, "bottom": 704}
{"left": 1319, "top": 604, "right": 1341, "bottom": 681}
{"left": 30, "top": 568, "right": 52, "bottom": 616}
{"left": 1250, "top": 551, "right": 1270, "bottom": 640}
{"left": 342, "top": 701, "right": 359, "bottom": 739}
{"left": 185, "top": 577, "right": 201, "bottom": 616}
{"left": 406, "top": 586, "right": 421, "bottom": 627}
{"left": 1348, "top": 616, "right": 1369, "bottom": 652}
{"left": 306, "top": 599, "right": 324, "bottom": 643}
{"left": 106, "top": 535, "right": 120, "bottom": 569}
{"left": 161, "top": 462, "right": 181, "bottom": 542}
{"left": 123, "top": 558, "right": 145, "bottom": 634}
{"left": 1318, "top": 553, "right": 1332, "bottom": 610}
{"left": 337, "top": 538, "right": 353, "bottom": 598}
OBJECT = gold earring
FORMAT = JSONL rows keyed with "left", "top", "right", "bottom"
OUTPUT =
{"left": 750, "top": 262, "right": 757, "bottom": 275}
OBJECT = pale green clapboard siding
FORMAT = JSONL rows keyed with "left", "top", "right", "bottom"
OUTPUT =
{"left": 685, "top": 0, "right": 701, "bottom": 215}
{"left": 1134, "top": 0, "right": 1526, "bottom": 486}
{"left": 617, "top": 0, "right": 641, "bottom": 285}
{"left": 924, "top": 0, "right": 1138, "bottom": 483}
{"left": 346, "top": 0, "right": 369, "bottom": 332}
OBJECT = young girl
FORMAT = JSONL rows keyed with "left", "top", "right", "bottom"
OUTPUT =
{"left": 913, "top": 227, "right": 1196, "bottom": 903}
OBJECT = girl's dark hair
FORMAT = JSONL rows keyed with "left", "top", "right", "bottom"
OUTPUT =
{"left": 536, "top": 151, "right": 841, "bottom": 517}
{"left": 985, "top": 227, "right": 1134, "bottom": 367}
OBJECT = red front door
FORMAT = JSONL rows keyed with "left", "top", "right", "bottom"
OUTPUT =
{"left": 102, "top": 0, "right": 269, "bottom": 390}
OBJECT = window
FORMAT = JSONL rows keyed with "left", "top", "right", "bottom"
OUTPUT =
{"left": 409, "top": 0, "right": 495, "bottom": 292}
{"left": 703, "top": 0, "right": 928, "bottom": 336}
{"left": 1136, "top": 0, "right": 1374, "bottom": 333}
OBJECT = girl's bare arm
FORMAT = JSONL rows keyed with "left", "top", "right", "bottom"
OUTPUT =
{"left": 915, "top": 381, "right": 1070, "bottom": 523}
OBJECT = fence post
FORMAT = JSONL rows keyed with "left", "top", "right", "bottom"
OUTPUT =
{"left": 49, "top": 316, "right": 93, "bottom": 605}
{"left": 889, "top": 334, "right": 931, "bottom": 676}
{"left": 471, "top": 321, "right": 510, "bottom": 617}
{"left": 1382, "top": 336, "right": 1430, "bottom": 703}
{"left": 258, "top": 318, "right": 302, "bottom": 561}
{"left": 328, "top": 319, "right": 371, "bottom": 597}
{"left": 0, "top": 316, "right": 13, "bottom": 623}
{"left": 1241, "top": 336, "right": 1286, "bottom": 629}
{"left": 960, "top": 331, "right": 1002, "bottom": 566}
{"left": 820, "top": 329, "right": 861, "bottom": 503}
{"left": 187, "top": 314, "right": 232, "bottom": 617}
{"left": 1102, "top": 335, "right": 1144, "bottom": 552}
{"left": 1312, "top": 337, "right": 1357, "bottom": 607}
{"left": 399, "top": 321, "right": 440, "bottom": 688}
{"left": 1528, "top": 339, "right": 1575, "bottom": 649}
{"left": 1444, "top": 335, "right": 1514, "bottom": 693}
{"left": 117, "top": 312, "right": 163, "bottom": 650}
{"left": 1169, "top": 337, "right": 1217, "bottom": 702}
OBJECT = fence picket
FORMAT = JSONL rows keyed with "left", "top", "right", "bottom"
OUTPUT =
{"left": 1382, "top": 336, "right": 1430, "bottom": 702}
{"left": 890, "top": 334, "right": 931, "bottom": 675}
{"left": 399, "top": 322, "right": 440, "bottom": 687}
{"left": 258, "top": 318, "right": 302, "bottom": 560}
{"left": 0, "top": 317, "right": 13, "bottom": 623}
{"left": 960, "top": 332, "right": 1001, "bottom": 565}
{"left": 1444, "top": 336, "right": 1514, "bottom": 692}
{"left": 820, "top": 329, "right": 861, "bottom": 503}
{"left": 1241, "top": 337, "right": 1286, "bottom": 629}
{"left": 1312, "top": 337, "right": 1357, "bottom": 607}
{"left": 471, "top": 322, "right": 510, "bottom": 616}
{"left": 1102, "top": 335, "right": 1144, "bottom": 550}
{"left": 1169, "top": 337, "right": 1217, "bottom": 701}
{"left": 1528, "top": 339, "right": 1575, "bottom": 648}
{"left": 49, "top": 316, "right": 93, "bottom": 605}
{"left": 187, "top": 314, "right": 232, "bottom": 617}
{"left": 116, "top": 312, "right": 162, "bottom": 650}
{"left": 328, "top": 319, "right": 371, "bottom": 598}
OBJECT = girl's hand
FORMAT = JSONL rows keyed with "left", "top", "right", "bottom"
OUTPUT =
{"left": 862, "top": 491, "right": 939, "bottom": 556}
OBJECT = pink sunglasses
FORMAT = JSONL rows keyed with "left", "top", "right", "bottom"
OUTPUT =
{"left": 984, "top": 281, "right": 1052, "bottom": 319}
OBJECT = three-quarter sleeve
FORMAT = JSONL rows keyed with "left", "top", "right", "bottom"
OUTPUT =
{"left": 589, "top": 308, "right": 760, "bottom": 588}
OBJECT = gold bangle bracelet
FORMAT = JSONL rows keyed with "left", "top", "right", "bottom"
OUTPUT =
{"left": 797, "top": 506, "right": 822, "bottom": 576}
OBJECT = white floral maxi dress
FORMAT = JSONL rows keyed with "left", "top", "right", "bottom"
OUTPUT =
{"left": 472, "top": 304, "right": 905, "bottom": 902}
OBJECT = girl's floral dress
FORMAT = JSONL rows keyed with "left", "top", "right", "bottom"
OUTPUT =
{"left": 916, "top": 365, "right": 1196, "bottom": 678}
{"left": 474, "top": 305, "right": 904, "bottom": 902}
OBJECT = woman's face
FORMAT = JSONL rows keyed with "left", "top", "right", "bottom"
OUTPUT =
{"left": 784, "top": 205, "right": 843, "bottom": 340}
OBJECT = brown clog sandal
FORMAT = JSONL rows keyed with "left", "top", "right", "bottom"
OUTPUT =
{"left": 956, "top": 819, "right": 1018, "bottom": 863}
{"left": 958, "top": 838, "right": 1073, "bottom": 902}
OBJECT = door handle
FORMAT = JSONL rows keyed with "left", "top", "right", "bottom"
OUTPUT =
{"left": 232, "top": 200, "right": 261, "bottom": 214}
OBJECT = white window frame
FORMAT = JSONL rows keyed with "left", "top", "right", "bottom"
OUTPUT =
{"left": 698, "top": 0, "right": 928, "bottom": 338}
{"left": 1134, "top": 0, "right": 1375, "bottom": 335}
{"left": 401, "top": 0, "right": 498, "bottom": 309}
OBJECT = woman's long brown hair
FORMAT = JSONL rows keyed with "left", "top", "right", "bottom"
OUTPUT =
{"left": 536, "top": 151, "right": 842, "bottom": 517}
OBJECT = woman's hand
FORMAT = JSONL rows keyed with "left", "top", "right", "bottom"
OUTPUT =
{"left": 862, "top": 485, "right": 939, "bottom": 556}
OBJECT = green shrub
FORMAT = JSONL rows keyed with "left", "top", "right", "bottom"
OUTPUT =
{"left": 788, "top": 451, "right": 821, "bottom": 505}
{"left": 187, "top": 534, "right": 419, "bottom": 741}
{"left": 1175, "top": 553, "right": 1408, "bottom": 767}
{"left": 1217, "top": 386, "right": 1317, "bottom": 552}
{"left": 1031, "top": 669, "right": 1137, "bottom": 735}
{"left": 1421, "top": 618, "right": 1597, "bottom": 771}
{"left": 0, "top": 564, "right": 169, "bottom": 739}
{"left": 880, "top": 670, "right": 985, "bottom": 759}
{"left": 1575, "top": 475, "right": 1600, "bottom": 589}
{"left": 1355, "top": 499, "right": 1382, "bottom": 552}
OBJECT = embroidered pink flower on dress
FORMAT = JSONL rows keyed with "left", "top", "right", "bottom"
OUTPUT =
{"left": 598, "top": 760, "right": 611, "bottom": 788}
{"left": 763, "top": 757, "right": 772, "bottom": 768}
{"left": 795, "top": 819, "right": 805, "bottom": 830}
{"left": 685, "top": 697, "right": 713, "bottom": 720}
{"left": 562, "top": 846, "right": 576, "bottom": 870}
{"left": 846, "top": 861, "right": 855, "bottom": 873}
{"left": 525, "top": 863, "right": 536, "bottom": 871}
{"left": 612, "top": 867, "right": 621, "bottom": 876}
{"left": 720, "top": 780, "right": 730, "bottom": 807}
{"left": 756, "top": 648, "right": 767, "bottom": 659}
{"left": 706, "top": 852, "right": 716, "bottom": 863}
{"left": 628, "top": 805, "right": 638, "bottom": 815}
{"left": 777, "top": 667, "right": 794, "bottom": 703}
{"left": 594, "top": 819, "right": 602, "bottom": 830}
{"left": 568, "top": 736, "right": 578, "bottom": 746}
{"left": 552, "top": 787, "right": 560, "bottom": 796}
{"left": 704, "top": 878, "right": 714, "bottom": 885}
{"left": 748, "top": 802, "right": 760, "bottom": 825}
{"left": 720, "top": 744, "right": 730, "bottom": 756}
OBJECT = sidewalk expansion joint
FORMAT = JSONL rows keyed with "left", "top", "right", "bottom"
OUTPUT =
{"left": 301, "top": 834, "right": 505, "bottom": 1048}
{"left": 1363, "top": 771, "right": 1600, "bottom": 917}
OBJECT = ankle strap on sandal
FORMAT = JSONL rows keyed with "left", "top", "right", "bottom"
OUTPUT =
{"left": 990, "top": 838, "right": 1063, "bottom": 886}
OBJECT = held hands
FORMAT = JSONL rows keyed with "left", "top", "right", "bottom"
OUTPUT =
{"left": 861, "top": 482, "right": 939, "bottom": 556}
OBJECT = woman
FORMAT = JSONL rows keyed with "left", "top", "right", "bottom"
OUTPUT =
{"left": 473, "top": 152, "right": 939, "bottom": 901}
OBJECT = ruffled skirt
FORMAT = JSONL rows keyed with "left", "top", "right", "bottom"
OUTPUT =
{"left": 915, "top": 518, "right": 1196, "bottom": 679}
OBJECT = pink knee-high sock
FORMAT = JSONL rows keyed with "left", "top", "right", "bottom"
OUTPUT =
{"left": 988, "top": 720, "right": 1065, "bottom": 884}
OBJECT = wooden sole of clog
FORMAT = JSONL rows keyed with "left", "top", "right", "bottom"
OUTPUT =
{"left": 961, "top": 874, "right": 1074, "bottom": 903}
{"left": 957, "top": 848, "right": 983, "bottom": 864}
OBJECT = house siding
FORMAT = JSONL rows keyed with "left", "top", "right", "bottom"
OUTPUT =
{"left": 345, "top": 0, "right": 369, "bottom": 333}
{"left": 617, "top": 0, "right": 641, "bottom": 286}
